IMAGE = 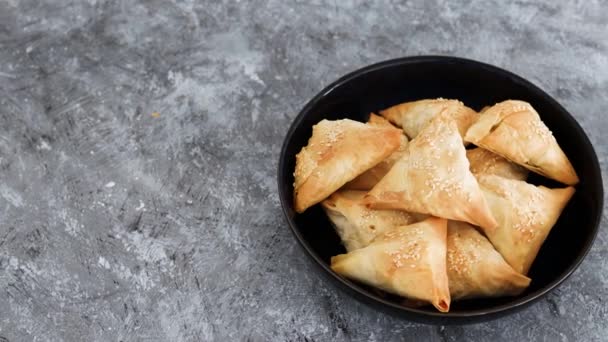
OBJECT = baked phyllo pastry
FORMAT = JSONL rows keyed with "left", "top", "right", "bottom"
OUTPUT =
{"left": 464, "top": 100, "right": 578, "bottom": 185}
{"left": 293, "top": 119, "right": 402, "bottom": 213}
{"left": 331, "top": 217, "right": 451, "bottom": 312}
{"left": 321, "top": 190, "right": 421, "bottom": 251}
{"left": 447, "top": 221, "right": 531, "bottom": 300}
{"left": 466, "top": 147, "right": 528, "bottom": 181}
{"left": 344, "top": 114, "right": 409, "bottom": 190}
{"left": 364, "top": 114, "right": 497, "bottom": 232}
{"left": 367, "top": 112, "right": 395, "bottom": 127}
{"left": 477, "top": 174, "right": 575, "bottom": 274}
{"left": 379, "top": 98, "right": 477, "bottom": 140}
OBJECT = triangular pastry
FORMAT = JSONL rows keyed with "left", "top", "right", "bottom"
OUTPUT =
{"left": 464, "top": 100, "right": 578, "bottom": 185}
{"left": 379, "top": 98, "right": 477, "bottom": 140}
{"left": 322, "top": 190, "right": 421, "bottom": 251}
{"left": 293, "top": 119, "right": 402, "bottom": 213}
{"left": 331, "top": 217, "right": 451, "bottom": 312}
{"left": 466, "top": 147, "right": 528, "bottom": 181}
{"left": 364, "top": 114, "right": 498, "bottom": 232}
{"left": 477, "top": 174, "right": 575, "bottom": 274}
{"left": 447, "top": 221, "right": 531, "bottom": 300}
{"left": 344, "top": 114, "right": 409, "bottom": 190}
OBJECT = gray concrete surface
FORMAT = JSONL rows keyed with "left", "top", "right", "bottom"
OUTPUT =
{"left": 0, "top": 0, "right": 606, "bottom": 341}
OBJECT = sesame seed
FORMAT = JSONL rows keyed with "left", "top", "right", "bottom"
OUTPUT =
{"left": 387, "top": 234, "right": 424, "bottom": 268}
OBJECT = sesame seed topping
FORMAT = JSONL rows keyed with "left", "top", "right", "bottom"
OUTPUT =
{"left": 385, "top": 229, "right": 425, "bottom": 269}
{"left": 528, "top": 117, "right": 552, "bottom": 142}
{"left": 323, "top": 126, "right": 344, "bottom": 145}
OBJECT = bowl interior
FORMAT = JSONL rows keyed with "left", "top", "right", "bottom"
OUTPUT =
{"left": 278, "top": 57, "right": 603, "bottom": 320}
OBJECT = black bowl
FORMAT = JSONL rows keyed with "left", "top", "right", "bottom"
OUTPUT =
{"left": 277, "top": 56, "right": 603, "bottom": 324}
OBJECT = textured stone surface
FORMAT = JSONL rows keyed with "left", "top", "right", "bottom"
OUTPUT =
{"left": 0, "top": 0, "right": 606, "bottom": 340}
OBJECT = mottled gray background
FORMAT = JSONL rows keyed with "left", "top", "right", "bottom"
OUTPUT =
{"left": 0, "top": 0, "right": 606, "bottom": 341}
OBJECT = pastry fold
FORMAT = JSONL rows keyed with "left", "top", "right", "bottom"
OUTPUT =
{"left": 466, "top": 147, "right": 528, "bottom": 181}
{"left": 464, "top": 100, "right": 578, "bottom": 185}
{"left": 331, "top": 217, "right": 451, "bottom": 312}
{"left": 367, "top": 112, "right": 395, "bottom": 127}
{"left": 447, "top": 221, "right": 531, "bottom": 300}
{"left": 322, "top": 190, "right": 420, "bottom": 252}
{"left": 379, "top": 98, "right": 477, "bottom": 140}
{"left": 477, "top": 174, "right": 575, "bottom": 274}
{"left": 293, "top": 119, "right": 402, "bottom": 213}
{"left": 364, "top": 114, "right": 497, "bottom": 232}
{"left": 344, "top": 114, "right": 409, "bottom": 190}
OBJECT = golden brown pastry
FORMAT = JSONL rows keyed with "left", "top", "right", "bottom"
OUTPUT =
{"left": 466, "top": 147, "right": 528, "bottom": 181}
{"left": 379, "top": 98, "right": 478, "bottom": 140}
{"left": 367, "top": 112, "right": 394, "bottom": 127}
{"left": 344, "top": 114, "right": 409, "bottom": 190}
{"left": 364, "top": 114, "right": 498, "bottom": 232}
{"left": 293, "top": 119, "right": 402, "bottom": 213}
{"left": 331, "top": 217, "right": 451, "bottom": 312}
{"left": 477, "top": 174, "right": 575, "bottom": 274}
{"left": 321, "top": 190, "right": 420, "bottom": 251}
{"left": 447, "top": 221, "right": 531, "bottom": 300}
{"left": 464, "top": 100, "right": 579, "bottom": 185}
